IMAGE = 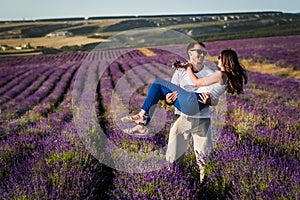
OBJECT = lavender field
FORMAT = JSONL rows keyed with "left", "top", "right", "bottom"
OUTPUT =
{"left": 0, "top": 35, "right": 299, "bottom": 199}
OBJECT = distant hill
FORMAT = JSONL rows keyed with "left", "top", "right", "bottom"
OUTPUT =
{"left": 102, "top": 19, "right": 157, "bottom": 32}
{"left": 0, "top": 11, "right": 299, "bottom": 53}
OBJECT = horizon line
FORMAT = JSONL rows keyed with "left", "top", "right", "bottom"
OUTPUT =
{"left": 1, "top": 10, "right": 299, "bottom": 22}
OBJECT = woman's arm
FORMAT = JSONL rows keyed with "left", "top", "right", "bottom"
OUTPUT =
{"left": 186, "top": 67, "right": 221, "bottom": 87}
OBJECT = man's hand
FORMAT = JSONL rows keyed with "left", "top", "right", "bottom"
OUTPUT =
{"left": 166, "top": 91, "right": 178, "bottom": 104}
{"left": 198, "top": 92, "right": 212, "bottom": 105}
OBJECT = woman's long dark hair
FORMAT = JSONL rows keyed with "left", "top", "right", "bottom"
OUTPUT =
{"left": 220, "top": 49, "right": 248, "bottom": 95}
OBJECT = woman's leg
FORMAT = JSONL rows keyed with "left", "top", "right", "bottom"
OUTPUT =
{"left": 141, "top": 78, "right": 205, "bottom": 117}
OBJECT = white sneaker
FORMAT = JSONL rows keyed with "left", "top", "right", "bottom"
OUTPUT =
{"left": 123, "top": 125, "right": 149, "bottom": 137}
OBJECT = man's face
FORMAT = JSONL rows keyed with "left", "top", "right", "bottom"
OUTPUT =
{"left": 188, "top": 44, "right": 207, "bottom": 64}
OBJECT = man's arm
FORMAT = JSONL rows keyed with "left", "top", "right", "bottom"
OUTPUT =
{"left": 210, "top": 94, "right": 219, "bottom": 106}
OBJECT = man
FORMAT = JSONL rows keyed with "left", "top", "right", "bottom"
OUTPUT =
{"left": 165, "top": 42, "right": 219, "bottom": 182}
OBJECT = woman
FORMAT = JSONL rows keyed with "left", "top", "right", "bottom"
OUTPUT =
{"left": 122, "top": 49, "right": 248, "bottom": 136}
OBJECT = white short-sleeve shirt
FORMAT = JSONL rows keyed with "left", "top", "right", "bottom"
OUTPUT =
{"left": 171, "top": 65, "right": 221, "bottom": 118}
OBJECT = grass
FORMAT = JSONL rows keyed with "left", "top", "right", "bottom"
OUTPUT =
{"left": 137, "top": 48, "right": 157, "bottom": 56}
{"left": 164, "top": 18, "right": 255, "bottom": 30}
{"left": 0, "top": 49, "right": 43, "bottom": 57}
{"left": 0, "top": 36, "right": 107, "bottom": 49}
{"left": 241, "top": 59, "right": 300, "bottom": 80}
{"left": 193, "top": 21, "right": 300, "bottom": 42}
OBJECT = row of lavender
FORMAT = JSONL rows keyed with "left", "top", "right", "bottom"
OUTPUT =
{"left": 207, "top": 35, "right": 300, "bottom": 69}
{"left": 206, "top": 72, "right": 299, "bottom": 199}
{"left": 0, "top": 48, "right": 167, "bottom": 199}
{"left": 0, "top": 50, "right": 113, "bottom": 199}
{"left": 1, "top": 52, "right": 82, "bottom": 199}
{"left": 0, "top": 35, "right": 299, "bottom": 199}
{"left": 150, "top": 35, "right": 300, "bottom": 70}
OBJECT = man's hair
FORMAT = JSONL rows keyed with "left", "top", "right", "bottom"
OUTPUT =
{"left": 186, "top": 42, "right": 206, "bottom": 59}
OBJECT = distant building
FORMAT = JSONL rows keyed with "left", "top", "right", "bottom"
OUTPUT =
{"left": 15, "top": 46, "right": 23, "bottom": 50}
{"left": 15, "top": 43, "right": 32, "bottom": 50}
{"left": 21, "top": 43, "right": 32, "bottom": 49}
{"left": 0, "top": 44, "right": 11, "bottom": 51}
{"left": 46, "top": 31, "right": 73, "bottom": 37}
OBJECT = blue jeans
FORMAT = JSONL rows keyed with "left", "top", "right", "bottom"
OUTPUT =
{"left": 141, "top": 78, "right": 206, "bottom": 122}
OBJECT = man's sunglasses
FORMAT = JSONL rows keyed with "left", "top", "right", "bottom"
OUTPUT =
{"left": 190, "top": 49, "right": 207, "bottom": 55}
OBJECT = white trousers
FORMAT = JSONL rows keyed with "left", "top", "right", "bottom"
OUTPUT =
{"left": 166, "top": 115, "right": 212, "bottom": 164}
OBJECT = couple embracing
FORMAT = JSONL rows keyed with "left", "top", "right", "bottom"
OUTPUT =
{"left": 121, "top": 42, "right": 248, "bottom": 181}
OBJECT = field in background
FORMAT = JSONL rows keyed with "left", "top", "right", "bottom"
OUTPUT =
{"left": 0, "top": 11, "right": 300, "bottom": 56}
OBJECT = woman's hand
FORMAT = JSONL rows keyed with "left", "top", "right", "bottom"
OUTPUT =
{"left": 181, "top": 62, "right": 193, "bottom": 70}
{"left": 172, "top": 60, "right": 193, "bottom": 71}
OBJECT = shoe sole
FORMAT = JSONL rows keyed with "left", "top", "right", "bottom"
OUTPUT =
{"left": 121, "top": 116, "right": 147, "bottom": 125}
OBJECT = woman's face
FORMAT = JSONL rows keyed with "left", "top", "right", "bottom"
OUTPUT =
{"left": 188, "top": 44, "right": 206, "bottom": 64}
{"left": 218, "top": 55, "right": 223, "bottom": 70}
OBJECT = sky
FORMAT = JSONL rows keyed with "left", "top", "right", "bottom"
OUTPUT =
{"left": 1, "top": 0, "right": 299, "bottom": 21}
